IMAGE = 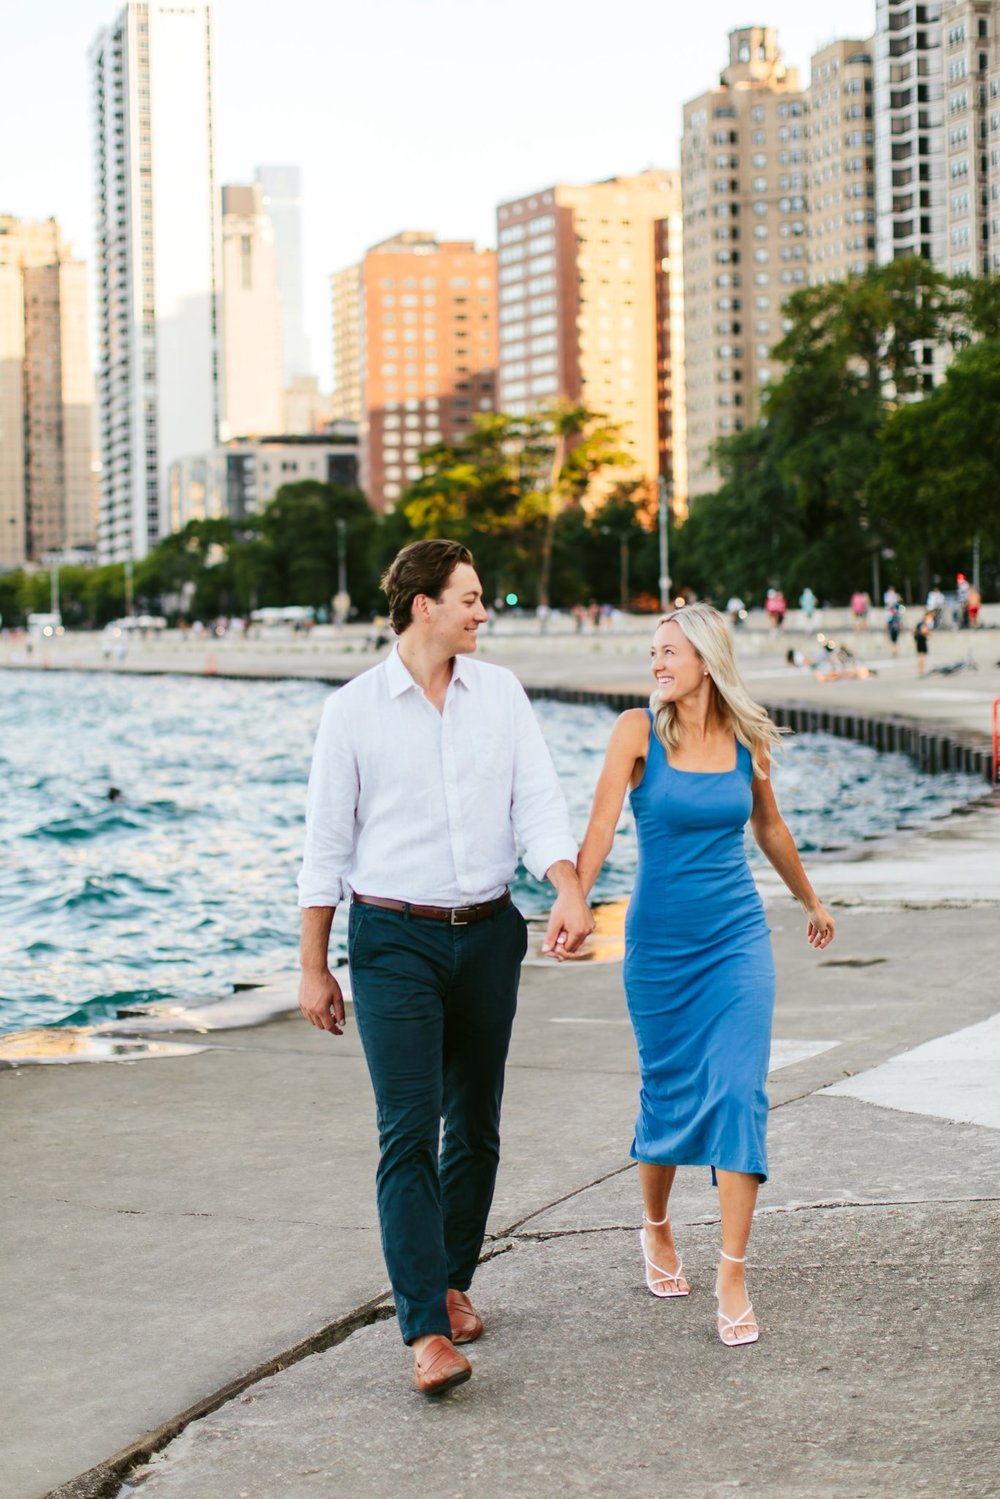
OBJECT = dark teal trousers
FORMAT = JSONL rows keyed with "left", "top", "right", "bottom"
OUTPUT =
{"left": 347, "top": 898, "right": 527, "bottom": 1344}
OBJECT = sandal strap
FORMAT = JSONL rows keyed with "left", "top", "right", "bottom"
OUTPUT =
{"left": 719, "top": 1249, "right": 746, "bottom": 1264}
{"left": 717, "top": 1302, "right": 755, "bottom": 1331}
{"left": 640, "top": 1230, "right": 684, "bottom": 1283}
{"left": 645, "top": 1253, "right": 684, "bottom": 1282}
{"left": 643, "top": 1211, "right": 670, "bottom": 1226}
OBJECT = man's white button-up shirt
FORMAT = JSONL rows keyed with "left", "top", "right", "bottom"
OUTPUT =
{"left": 297, "top": 645, "right": 577, "bottom": 908}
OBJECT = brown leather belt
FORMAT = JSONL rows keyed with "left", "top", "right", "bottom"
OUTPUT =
{"left": 352, "top": 889, "right": 512, "bottom": 926}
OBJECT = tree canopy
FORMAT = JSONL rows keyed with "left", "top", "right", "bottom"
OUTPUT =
{"left": 673, "top": 261, "right": 1000, "bottom": 604}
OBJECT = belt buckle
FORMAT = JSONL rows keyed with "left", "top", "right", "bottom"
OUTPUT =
{"left": 450, "top": 905, "right": 474, "bottom": 926}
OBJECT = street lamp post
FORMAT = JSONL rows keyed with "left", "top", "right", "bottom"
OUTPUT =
{"left": 657, "top": 475, "right": 672, "bottom": 613}
{"left": 333, "top": 518, "right": 350, "bottom": 625}
{"left": 336, "top": 518, "right": 347, "bottom": 599}
{"left": 600, "top": 527, "right": 630, "bottom": 612}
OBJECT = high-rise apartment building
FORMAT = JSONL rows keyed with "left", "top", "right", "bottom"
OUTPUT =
{"left": 90, "top": 2, "right": 220, "bottom": 562}
{"left": 682, "top": 28, "right": 805, "bottom": 498}
{"left": 0, "top": 217, "right": 95, "bottom": 567}
{"left": 982, "top": 5, "right": 1000, "bottom": 274}
{"left": 331, "top": 263, "right": 363, "bottom": 422}
{"left": 941, "top": 0, "right": 999, "bottom": 275}
{"left": 656, "top": 210, "right": 688, "bottom": 516}
{"left": 807, "top": 40, "right": 878, "bottom": 283}
{"left": 331, "top": 232, "right": 497, "bottom": 509}
{"left": 220, "top": 184, "right": 284, "bottom": 438}
{"left": 495, "top": 172, "right": 686, "bottom": 509}
{"left": 256, "top": 165, "right": 311, "bottom": 382}
{"left": 874, "top": 0, "right": 947, "bottom": 267}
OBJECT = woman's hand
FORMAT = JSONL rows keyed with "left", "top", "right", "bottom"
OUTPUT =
{"left": 804, "top": 903, "right": 835, "bottom": 949}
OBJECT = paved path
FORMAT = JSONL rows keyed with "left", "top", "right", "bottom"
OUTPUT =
{"left": 1, "top": 621, "right": 998, "bottom": 1497}
{"left": 3, "top": 894, "right": 998, "bottom": 1498}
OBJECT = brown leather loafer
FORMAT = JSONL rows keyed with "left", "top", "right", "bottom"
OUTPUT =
{"left": 447, "top": 1288, "right": 484, "bottom": 1345}
{"left": 413, "top": 1336, "right": 472, "bottom": 1396}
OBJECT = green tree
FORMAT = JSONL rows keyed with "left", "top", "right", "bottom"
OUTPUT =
{"left": 671, "top": 427, "right": 803, "bottom": 603}
{"left": 398, "top": 404, "right": 633, "bottom": 606}
{"left": 0, "top": 570, "right": 24, "bottom": 627}
{"left": 399, "top": 411, "right": 543, "bottom": 601}
{"left": 250, "top": 481, "right": 380, "bottom": 615}
{"left": 574, "top": 482, "right": 659, "bottom": 609}
{"left": 82, "top": 565, "right": 127, "bottom": 627}
{"left": 534, "top": 403, "right": 633, "bottom": 607}
{"left": 868, "top": 339, "right": 1000, "bottom": 575}
{"left": 136, "top": 518, "right": 237, "bottom": 619}
{"left": 677, "top": 260, "right": 992, "bottom": 602}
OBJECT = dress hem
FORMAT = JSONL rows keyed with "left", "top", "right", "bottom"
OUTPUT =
{"left": 631, "top": 1145, "right": 767, "bottom": 1184}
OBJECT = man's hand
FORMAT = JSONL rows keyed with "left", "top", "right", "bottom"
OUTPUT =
{"left": 541, "top": 861, "right": 595, "bottom": 960}
{"left": 298, "top": 969, "right": 346, "bottom": 1035}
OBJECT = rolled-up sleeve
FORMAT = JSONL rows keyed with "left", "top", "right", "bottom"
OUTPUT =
{"left": 509, "top": 687, "right": 578, "bottom": 881}
{"left": 296, "top": 694, "right": 359, "bottom": 908}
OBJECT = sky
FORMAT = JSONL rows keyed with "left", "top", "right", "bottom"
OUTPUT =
{"left": 2, "top": 0, "right": 877, "bottom": 385}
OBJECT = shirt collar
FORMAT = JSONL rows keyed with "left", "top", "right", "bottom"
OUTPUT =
{"left": 384, "top": 641, "right": 474, "bottom": 699}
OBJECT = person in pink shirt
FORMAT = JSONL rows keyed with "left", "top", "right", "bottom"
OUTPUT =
{"left": 764, "top": 589, "right": 787, "bottom": 629}
{"left": 850, "top": 590, "right": 871, "bottom": 630}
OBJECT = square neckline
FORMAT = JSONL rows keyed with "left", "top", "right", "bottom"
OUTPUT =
{"left": 664, "top": 733, "right": 740, "bottom": 776}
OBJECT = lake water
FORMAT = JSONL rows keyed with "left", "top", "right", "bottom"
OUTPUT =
{"left": 0, "top": 671, "right": 985, "bottom": 1036}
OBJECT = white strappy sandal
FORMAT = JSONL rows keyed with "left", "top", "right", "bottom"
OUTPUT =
{"left": 639, "top": 1212, "right": 690, "bottom": 1298}
{"left": 715, "top": 1249, "right": 759, "bottom": 1346}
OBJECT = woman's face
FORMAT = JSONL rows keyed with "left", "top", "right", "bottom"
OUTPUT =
{"left": 650, "top": 619, "right": 707, "bottom": 703}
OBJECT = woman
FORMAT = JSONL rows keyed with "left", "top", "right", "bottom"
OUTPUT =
{"left": 577, "top": 604, "right": 835, "bottom": 1348}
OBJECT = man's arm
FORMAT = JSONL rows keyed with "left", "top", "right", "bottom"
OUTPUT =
{"left": 298, "top": 906, "right": 346, "bottom": 1035}
{"left": 541, "top": 859, "right": 595, "bottom": 960}
{"left": 296, "top": 692, "right": 359, "bottom": 1037}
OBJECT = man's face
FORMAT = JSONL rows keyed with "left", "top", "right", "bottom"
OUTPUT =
{"left": 424, "top": 562, "right": 489, "bottom": 654}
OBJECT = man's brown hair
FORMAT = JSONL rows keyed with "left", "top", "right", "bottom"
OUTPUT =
{"left": 380, "top": 539, "right": 475, "bottom": 635}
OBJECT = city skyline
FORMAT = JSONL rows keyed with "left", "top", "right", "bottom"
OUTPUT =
{"left": 4, "top": 0, "right": 877, "bottom": 387}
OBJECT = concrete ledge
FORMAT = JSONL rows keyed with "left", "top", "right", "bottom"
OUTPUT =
{"left": 41, "top": 1297, "right": 395, "bottom": 1499}
{"left": 523, "top": 685, "right": 998, "bottom": 784}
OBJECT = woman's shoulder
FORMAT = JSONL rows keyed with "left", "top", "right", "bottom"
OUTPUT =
{"left": 608, "top": 707, "right": 651, "bottom": 752}
{"left": 617, "top": 706, "right": 652, "bottom": 735}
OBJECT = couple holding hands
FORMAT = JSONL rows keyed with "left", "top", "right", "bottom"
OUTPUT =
{"left": 298, "top": 539, "right": 834, "bottom": 1395}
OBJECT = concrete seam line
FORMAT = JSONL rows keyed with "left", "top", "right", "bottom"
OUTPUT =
{"left": 38, "top": 1293, "right": 396, "bottom": 1499}
{"left": 3, "top": 1195, "right": 377, "bottom": 1234}
{"left": 507, "top": 1195, "right": 1000, "bottom": 1239}
{"left": 488, "top": 1159, "right": 638, "bottom": 1239}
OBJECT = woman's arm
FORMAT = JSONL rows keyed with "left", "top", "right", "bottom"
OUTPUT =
{"left": 750, "top": 771, "right": 836, "bottom": 949}
{"left": 577, "top": 710, "right": 649, "bottom": 899}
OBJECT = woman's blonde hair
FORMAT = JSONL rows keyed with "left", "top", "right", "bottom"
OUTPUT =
{"left": 649, "top": 602, "right": 783, "bottom": 779}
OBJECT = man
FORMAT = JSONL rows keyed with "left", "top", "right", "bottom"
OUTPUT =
{"left": 297, "top": 539, "right": 593, "bottom": 1396}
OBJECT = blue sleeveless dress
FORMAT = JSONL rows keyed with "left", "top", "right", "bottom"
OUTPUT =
{"left": 623, "top": 712, "right": 775, "bottom": 1181}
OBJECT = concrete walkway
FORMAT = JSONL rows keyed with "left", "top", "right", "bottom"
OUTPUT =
{"left": 1, "top": 625, "right": 998, "bottom": 1497}
{"left": 3, "top": 893, "right": 999, "bottom": 1497}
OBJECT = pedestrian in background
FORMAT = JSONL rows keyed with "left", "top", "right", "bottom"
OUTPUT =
{"left": 913, "top": 610, "right": 933, "bottom": 675}
{"left": 850, "top": 590, "right": 870, "bottom": 630}
{"left": 798, "top": 586, "right": 816, "bottom": 624}
{"left": 726, "top": 594, "right": 746, "bottom": 629}
{"left": 884, "top": 586, "right": 902, "bottom": 657}
{"left": 765, "top": 588, "right": 787, "bottom": 630}
{"left": 966, "top": 583, "right": 981, "bottom": 629}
